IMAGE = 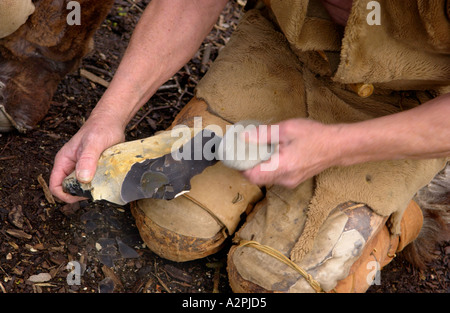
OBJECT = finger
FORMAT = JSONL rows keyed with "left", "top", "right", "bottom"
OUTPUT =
{"left": 75, "top": 142, "right": 104, "bottom": 184}
{"left": 54, "top": 184, "right": 87, "bottom": 204}
{"left": 243, "top": 124, "right": 281, "bottom": 145}
{"left": 242, "top": 165, "right": 276, "bottom": 186}
{"left": 242, "top": 153, "right": 281, "bottom": 185}
{"left": 241, "top": 147, "right": 303, "bottom": 188}
{"left": 243, "top": 118, "right": 305, "bottom": 145}
{"left": 49, "top": 150, "right": 74, "bottom": 194}
{"left": 49, "top": 152, "right": 87, "bottom": 203}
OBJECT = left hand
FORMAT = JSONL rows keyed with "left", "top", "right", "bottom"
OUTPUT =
{"left": 242, "top": 118, "right": 342, "bottom": 188}
{"left": 243, "top": 92, "right": 450, "bottom": 189}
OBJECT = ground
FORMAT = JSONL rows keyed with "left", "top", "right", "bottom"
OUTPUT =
{"left": 0, "top": 0, "right": 448, "bottom": 294}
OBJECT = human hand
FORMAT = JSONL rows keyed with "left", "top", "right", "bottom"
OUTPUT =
{"left": 241, "top": 118, "right": 342, "bottom": 188}
{"left": 49, "top": 112, "right": 125, "bottom": 203}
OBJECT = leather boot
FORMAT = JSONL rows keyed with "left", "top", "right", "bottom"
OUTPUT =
{"left": 227, "top": 187, "right": 424, "bottom": 293}
{"left": 130, "top": 98, "right": 264, "bottom": 262}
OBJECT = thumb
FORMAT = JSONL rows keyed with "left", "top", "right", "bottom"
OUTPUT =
{"left": 75, "top": 146, "right": 102, "bottom": 184}
{"left": 243, "top": 124, "right": 280, "bottom": 145}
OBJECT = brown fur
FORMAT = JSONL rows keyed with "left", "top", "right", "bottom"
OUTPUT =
{"left": 0, "top": 0, "right": 114, "bottom": 131}
{"left": 335, "top": 0, "right": 450, "bottom": 90}
{"left": 402, "top": 163, "right": 450, "bottom": 269}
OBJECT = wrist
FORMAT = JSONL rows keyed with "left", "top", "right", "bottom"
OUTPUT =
{"left": 327, "top": 123, "right": 369, "bottom": 167}
{"left": 86, "top": 104, "right": 128, "bottom": 131}
{"left": 329, "top": 121, "right": 395, "bottom": 167}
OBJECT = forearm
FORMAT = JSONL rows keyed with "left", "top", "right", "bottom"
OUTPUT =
{"left": 90, "top": 0, "right": 228, "bottom": 128}
{"left": 334, "top": 93, "right": 450, "bottom": 166}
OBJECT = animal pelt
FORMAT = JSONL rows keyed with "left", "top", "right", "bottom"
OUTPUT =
{"left": 402, "top": 163, "right": 450, "bottom": 269}
{"left": 195, "top": 8, "right": 448, "bottom": 263}
{"left": 334, "top": 0, "right": 450, "bottom": 90}
{"left": 0, "top": 0, "right": 114, "bottom": 131}
{"left": 0, "top": 0, "right": 35, "bottom": 39}
{"left": 2, "top": 0, "right": 115, "bottom": 61}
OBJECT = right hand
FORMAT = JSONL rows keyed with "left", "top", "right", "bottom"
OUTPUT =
{"left": 49, "top": 112, "right": 125, "bottom": 203}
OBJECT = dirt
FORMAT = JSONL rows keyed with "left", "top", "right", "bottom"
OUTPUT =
{"left": 0, "top": 0, "right": 448, "bottom": 294}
